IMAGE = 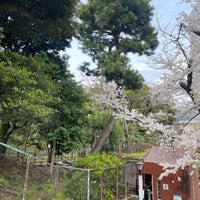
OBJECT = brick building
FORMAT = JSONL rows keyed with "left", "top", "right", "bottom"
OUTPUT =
{"left": 141, "top": 146, "right": 200, "bottom": 200}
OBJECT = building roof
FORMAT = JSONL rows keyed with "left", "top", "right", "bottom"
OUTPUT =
{"left": 143, "top": 146, "right": 195, "bottom": 165}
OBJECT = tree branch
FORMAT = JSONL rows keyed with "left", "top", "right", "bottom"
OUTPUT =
{"left": 183, "top": 113, "right": 200, "bottom": 127}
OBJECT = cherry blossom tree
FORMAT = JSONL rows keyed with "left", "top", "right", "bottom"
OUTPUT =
{"left": 147, "top": 0, "right": 200, "bottom": 174}
{"left": 90, "top": 0, "right": 200, "bottom": 175}
{"left": 88, "top": 77, "right": 172, "bottom": 153}
{"left": 151, "top": 1, "right": 200, "bottom": 120}
{"left": 87, "top": 0, "right": 200, "bottom": 174}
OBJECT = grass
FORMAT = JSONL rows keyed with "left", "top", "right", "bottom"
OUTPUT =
{"left": 122, "top": 151, "right": 148, "bottom": 159}
{"left": 0, "top": 155, "right": 51, "bottom": 200}
{"left": 0, "top": 154, "right": 73, "bottom": 200}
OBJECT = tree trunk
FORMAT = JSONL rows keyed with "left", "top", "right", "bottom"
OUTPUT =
{"left": 91, "top": 115, "right": 117, "bottom": 153}
{"left": 0, "top": 123, "right": 14, "bottom": 154}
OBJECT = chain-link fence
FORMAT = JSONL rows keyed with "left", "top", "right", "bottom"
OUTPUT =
{"left": 1, "top": 142, "right": 140, "bottom": 200}
{"left": 53, "top": 161, "right": 139, "bottom": 200}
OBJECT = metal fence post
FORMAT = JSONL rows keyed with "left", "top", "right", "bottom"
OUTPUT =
{"left": 87, "top": 169, "right": 90, "bottom": 200}
{"left": 100, "top": 175, "right": 103, "bottom": 200}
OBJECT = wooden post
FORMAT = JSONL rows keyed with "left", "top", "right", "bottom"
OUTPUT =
{"left": 124, "top": 165, "right": 127, "bottom": 199}
{"left": 116, "top": 167, "right": 119, "bottom": 199}
{"left": 23, "top": 156, "right": 30, "bottom": 200}
{"left": 50, "top": 140, "right": 56, "bottom": 176}
{"left": 54, "top": 165, "right": 59, "bottom": 200}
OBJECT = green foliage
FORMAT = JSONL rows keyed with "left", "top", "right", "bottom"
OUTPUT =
{"left": 100, "top": 52, "right": 144, "bottom": 90}
{"left": 0, "top": 47, "right": 91, "bottom": 155}
{"left": 0, "top": 27, "right": 4, "bottom": 42}
{"left": 0, "top": 176, "right": 9, "bottom": 186}
{"left": 64, "top": 171, "right": 88, "bottom": 200}
{"left": 16, "top": 183, "right": 54, "bottom": 200}
{"left": 84, "top": 108, "right": 125, "bottom": 152}
{"left": 0, "top": 0, "right": 93, "bottom": 158}
{"left": 125, "top": 85, "right": 151, "bottom": 112}
{"left": 0, "top": 51, "right": 56, "bottom": 123}
{"left": 43, "top": 78, "right": 92, "bottom": 155}
{"left": 78, "top": 0, "right": 158, "bottom": 57}
{"left": 0, "top": 49, "right": 92, "bottom": 156}
{"left": 77, "top": 0, "right": 158, "bottom": 88}
{"left": 102, "top": 122, "right": 124, "bottom": 152}
{"left": 0, "top": 0, "right": 77, "bottom": 55}
{"left": 74, "top": 152, "right": 125, "bottom": 169}
{"left": 0, "top": 51, "right": 57, "bottom": 115}
{"left": 64, "top": 153, "right": 125, "bottom": 200}
{"left": 0, "top": 50, "right": 61, "bottom": 154}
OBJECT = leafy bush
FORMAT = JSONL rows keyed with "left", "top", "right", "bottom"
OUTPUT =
{"left": 0, "top": 176, "right": 9, "bottom": 186}
{"left": 63, "top": 153, "right": 125, "bottom": 200}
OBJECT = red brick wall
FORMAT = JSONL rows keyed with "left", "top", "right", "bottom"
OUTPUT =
{"left": 143, "top": 162, "right": 200, "bottom": 200}
{"left": 189, "top": 165, "right": 200, "bottom": 200}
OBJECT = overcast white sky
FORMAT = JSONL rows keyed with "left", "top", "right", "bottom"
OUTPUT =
{"left": 67, "top": 0, "right": 193, "bottom": 84}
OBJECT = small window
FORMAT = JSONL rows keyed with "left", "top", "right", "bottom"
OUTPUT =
{"left": 163, "top": 183, "right": 169, "bottom": 190}
{"left": 173, "top": 194, "right": 182, "bottom": 200}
